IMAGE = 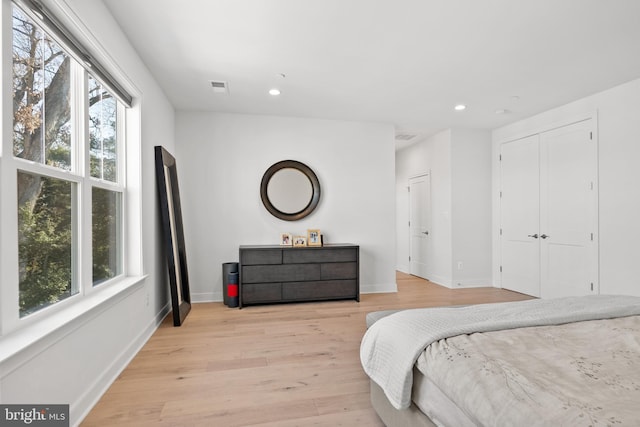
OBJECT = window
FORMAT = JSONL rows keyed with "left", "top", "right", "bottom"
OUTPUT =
{"left": 17, "top": 172, "right": 75, "bottom": 316}
{"left": 89, "top": 75, "right": 118, "bottom": 182}
{"left": 92, "top": 186, "right": 122, "bottom": 286}
{"left": 12, "top": 7, "right": 71, "bottom": 170}
{"left": 7, "top": 4, "right": 128, "bottom": 320}
{"left": 88, "top": 76, "right": 123, "bottom": 286}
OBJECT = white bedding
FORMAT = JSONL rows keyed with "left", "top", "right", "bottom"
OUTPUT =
{"left": 360, "top": 295, "right": 640, "bottom": 410}
{"left": 411, "top": 368, "right": 477, "bottom": 427}
{"left": 416, "top": 315, "right": 640, "bottom": 426}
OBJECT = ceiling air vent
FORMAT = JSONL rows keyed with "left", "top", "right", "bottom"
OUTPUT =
{"left": 209, "top": 80, "right": 229, "bottom": 94}
{"left": 395, "top": 133, "right": 417, "bottom": 141}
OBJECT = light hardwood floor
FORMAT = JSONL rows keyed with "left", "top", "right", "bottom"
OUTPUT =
{"left": 82, "top": 272, "right": 532, "bottom": 426}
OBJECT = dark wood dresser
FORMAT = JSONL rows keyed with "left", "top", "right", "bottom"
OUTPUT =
{"left": 239, "top": 244, "right": 359, "bottom": 308}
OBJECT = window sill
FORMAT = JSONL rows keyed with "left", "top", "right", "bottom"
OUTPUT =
{"left": 0, "top": 275, "right": 147, "bottom": 370}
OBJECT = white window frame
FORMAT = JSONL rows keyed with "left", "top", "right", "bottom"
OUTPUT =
{"left": 0, "top": 0, "right": 144, "bottom": 358}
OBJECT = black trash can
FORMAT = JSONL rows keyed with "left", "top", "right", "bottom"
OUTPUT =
{"left": 227, "top": 272, "right": 239, "bottom": 308}
{"left": 222, "top": 262, "right": 239, "bottom": 306}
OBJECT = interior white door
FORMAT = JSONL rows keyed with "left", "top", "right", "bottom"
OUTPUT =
{"left": 409, "top": 174, "right": 431, "bottom": 279}
{"left": 539, "top": 119, "right": 597, "bottom": 298}
{"left": 500, "top": 135, "right": 541, "bottom": 297}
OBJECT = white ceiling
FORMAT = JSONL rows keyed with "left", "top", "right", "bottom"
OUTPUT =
{"left": 104, "top": 0, "right": 640, "bottom": 149}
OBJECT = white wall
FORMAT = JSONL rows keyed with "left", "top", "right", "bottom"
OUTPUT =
{"left": 175, "top": 112, "right": 397, "bottom": 300}
{"left": 492, "top": 77, "right": 640, "bottom": 296}
{"left": 0, "top": 0, "right": 175, "bottom": 424}
{"left": 451, "top": 129, "right": 493, "bottom": 286}
{"left": 396, "top": 129, "right": 492, "bottom": 288}
{"left": 423, "top": 131, "right": 454, "bottom": 286}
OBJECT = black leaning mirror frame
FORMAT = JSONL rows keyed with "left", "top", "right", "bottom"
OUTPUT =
{"left": 260, "top": 160, "right": 321, "bottom": 221}
{"left": 154, "top": 146, "right": 192, "bottom": 326}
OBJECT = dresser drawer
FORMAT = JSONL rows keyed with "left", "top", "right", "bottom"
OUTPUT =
{"left": 242, "top": 283, "right": 282, "bottom": 303}
{"left": 282, "top": 280, "right": 357, "bottom": 300}
{"left": 321, "top": 262, "right": 358, "bottom": 280}
{"left": 283, "top": 247, "right": 357, "bottom": 264}
{"left": 242, "top": 264, "right": 321, "bottom": 283}
{"left": 241, "top": 249, "right": 282, "bottom": 265}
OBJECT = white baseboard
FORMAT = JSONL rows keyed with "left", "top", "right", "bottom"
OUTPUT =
{"left": 450, "top": 278, "right": 493, "bottom": 288}
{"left": 191, "top": 291, "right": 222, "bottom": 303}
{"left": 396, "top": 264, "right": 409, "bottom": 274}
{"left": 425, "top": 274, "right": 453, "bottom": 288}
{"left": 360, "top": 282, "right": 397, "bottom": 294}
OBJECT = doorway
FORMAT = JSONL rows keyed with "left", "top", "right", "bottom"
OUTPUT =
{"left": 409, "top": 173, "right": 431, "bottom": 279}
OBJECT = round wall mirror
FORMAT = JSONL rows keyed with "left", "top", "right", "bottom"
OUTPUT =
{"left": 260, "top": 160, "right": 321, "bottom": 221}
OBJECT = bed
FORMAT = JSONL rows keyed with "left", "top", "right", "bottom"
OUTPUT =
{"left": 360, "top": 295, "right": 640, "bottom": 426}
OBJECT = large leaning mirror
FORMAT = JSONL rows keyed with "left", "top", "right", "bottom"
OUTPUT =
{"left": 260, "top": 160, "right": 321, "bottom": 221}
{"left": 154, "top": 146, "right": 191, "bottom": 326}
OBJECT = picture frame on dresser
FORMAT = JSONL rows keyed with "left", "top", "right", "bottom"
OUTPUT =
{"left": 293, "top": 236, "right": 307, "bottom": 247}
{"left": 307, "top": 229, "right": 322, "bottom": 246}
{"left": 280, "top": 233, "right": 292, "bottom": 246}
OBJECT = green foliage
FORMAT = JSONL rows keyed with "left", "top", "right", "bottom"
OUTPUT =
{"left": 92, "top": 188, "right": 121, "bottom": 285}
{"left": 18, "top": 176, "right": 72, "bottom": 316}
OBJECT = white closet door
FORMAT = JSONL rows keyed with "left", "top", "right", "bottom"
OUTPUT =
{"left": 500, "top": 135, "right": 541, "bottom": 297}
{"left": 539, "top": 119, "right": 598, "bottom": 298}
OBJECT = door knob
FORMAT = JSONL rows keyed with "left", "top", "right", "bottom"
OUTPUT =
{"left": 422, "top": 231, "right": 429, "bottom": 235}
{"left": 540, "top": 234, "right": 549, "bottom": 239}
{"left": 527, "top": 234, "right": 539, "bottom": 239}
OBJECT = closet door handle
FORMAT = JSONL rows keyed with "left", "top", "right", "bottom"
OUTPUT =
{"left": 540, "top": 234, "right": 549, "bottom": 239}
{"left": 527, "top": 234, "right": 539, "bottom": 239}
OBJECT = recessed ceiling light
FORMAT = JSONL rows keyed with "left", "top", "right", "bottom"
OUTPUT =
{"left": 269, "top": 88, "right": 281, "bottom": 96}
{"left": 454, "top": 104, "right": 466, "bottom": 111}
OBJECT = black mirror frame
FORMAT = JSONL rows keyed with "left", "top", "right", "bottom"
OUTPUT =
{"left": 260, "top": 160, "right": 321, "bottom": 221}
{"left": 154, "top": 146, "right": 191, "bottom": 326}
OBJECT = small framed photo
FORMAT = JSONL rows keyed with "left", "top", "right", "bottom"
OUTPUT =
{"left": 307, "top": 229, "right": 322, "bottom": 247}
{"left": 293, "top": 236, "right": 307, "bottom": 247}
{"left": 280, "top": 233, "right": 292, "bottom": 246}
